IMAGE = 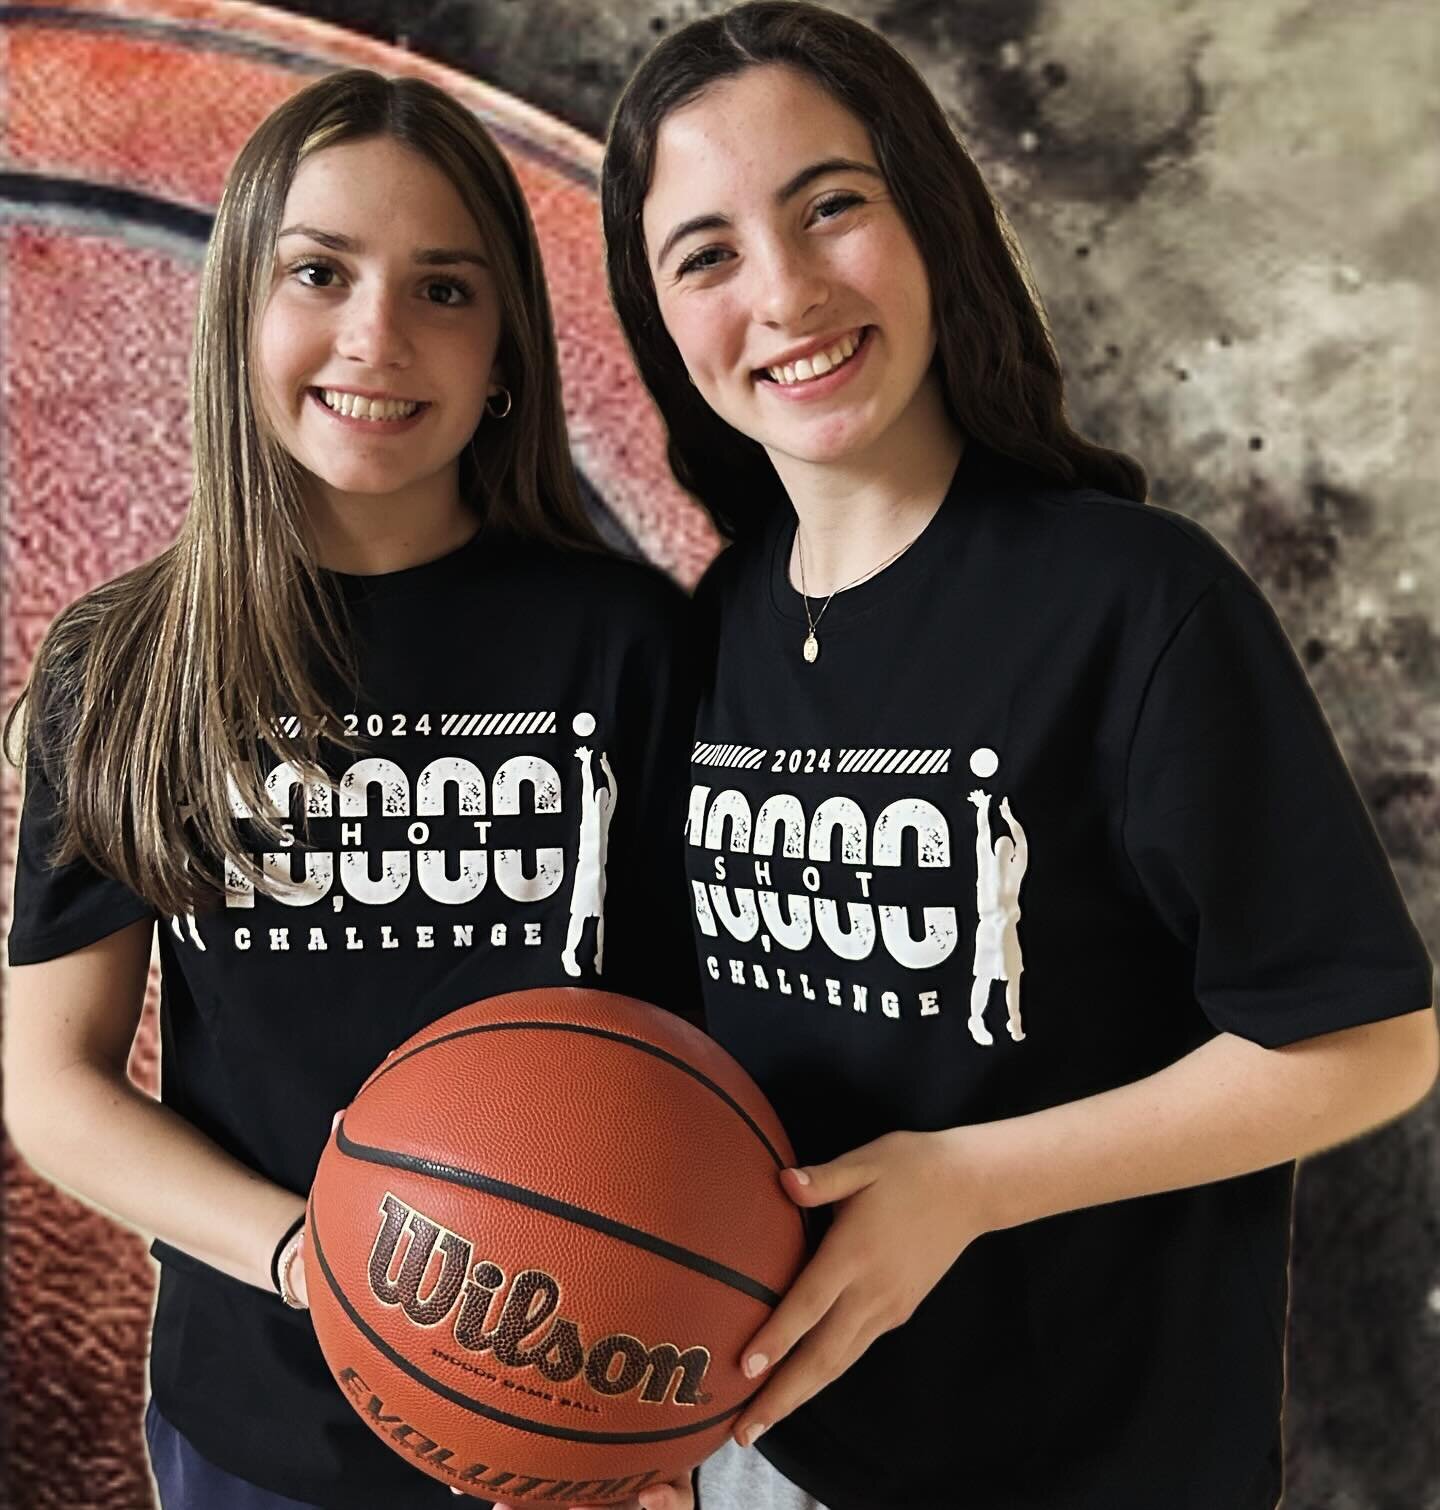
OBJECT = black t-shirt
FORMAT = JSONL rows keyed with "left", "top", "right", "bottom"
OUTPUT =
{"left": 684, "top": 439, "right": 1433, "bottom": 1510}
{"left": 8, "top": 530, "right": 701, "bottom": 1509}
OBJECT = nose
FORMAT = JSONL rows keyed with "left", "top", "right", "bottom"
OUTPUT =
{"left": 750, "top": 237, "right": 829, "bottom": 330}
{"left": 337, "top": 282, "right": 412, "bottom": 370}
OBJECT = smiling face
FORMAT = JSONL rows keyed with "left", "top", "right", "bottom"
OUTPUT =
{"left": 643, "top": 64, "right": 946, "bottom": 477}
{"left": 256, "top": 134, "right": 504, "bottom": 520}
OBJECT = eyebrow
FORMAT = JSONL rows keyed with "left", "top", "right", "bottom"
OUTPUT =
{"left": 277, "top": 224, "right": 489, "bottom": 267}
{"left": 654, "top": 157, "right": 883, "bottom": 268}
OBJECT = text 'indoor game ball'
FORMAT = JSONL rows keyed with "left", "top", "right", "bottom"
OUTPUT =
{"left": 305, "top": 988, "right": 808, "bottom": 1506}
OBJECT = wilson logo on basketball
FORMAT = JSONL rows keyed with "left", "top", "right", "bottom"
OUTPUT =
{"left": 369, "top": 1194, "right": 714, "bottom": 1406}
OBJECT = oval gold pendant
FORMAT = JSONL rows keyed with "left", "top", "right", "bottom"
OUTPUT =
{"left": 803, "top": 632, "right": 819, "bottom": 663}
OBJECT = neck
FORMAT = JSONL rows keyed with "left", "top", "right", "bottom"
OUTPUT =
{"left": 770, "top": 378, "right": 965, "bottom": 598}
{"left": 305, "top": 468, "right": 480, "bottom": 576}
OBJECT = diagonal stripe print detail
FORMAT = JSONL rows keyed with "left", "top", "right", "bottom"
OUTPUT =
{"left": 838, "top": 747, "right": 952, "bottom": 774}
{"left": 692, "top": 741, "right": 768, "bottom": 769}
{"left": 435, "top": 712, "right": 558, "bottom": 736}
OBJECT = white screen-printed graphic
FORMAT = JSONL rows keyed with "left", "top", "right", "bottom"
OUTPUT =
{"left": 169, "top": 722, "right": 593, "bottom": 968}
{"left": 563, "top": 713, "right": 617, "bottom": 978}
{"left": 968, "top": 765, "right": 1029, "bottom": 1045}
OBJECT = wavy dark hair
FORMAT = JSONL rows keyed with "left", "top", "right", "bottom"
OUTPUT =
{"left": 602, "top": 0, "right": 1147, "bottom": 538}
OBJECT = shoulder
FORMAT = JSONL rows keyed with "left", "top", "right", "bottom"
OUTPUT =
{"left": 982, "top": 469, "right": 1261, "bottom": 626}
{"left": 18, "top": 578, "right": 120, "bottom": 761}
{"left": 482, "top": 537, "right": 690, "bottom": 632}
{"left": 519, "top": 546, "right": 701, "bottom": 685}
{"left": 690, "top": 524, "right": 770, "bottom": 612}
{"left": 568, "top": 546, "right": 691, "bottom": 634}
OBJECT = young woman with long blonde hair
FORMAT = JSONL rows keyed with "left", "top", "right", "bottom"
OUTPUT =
{"left": 6, "top": 69, "right": 696, "bottom": 1510}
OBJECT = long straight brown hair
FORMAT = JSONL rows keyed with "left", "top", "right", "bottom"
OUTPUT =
{"left": 601, "top": 0, "right": 1147, "bottom": 539}
{"left": 6, "top": 69, "right": 601, "bottom": 916}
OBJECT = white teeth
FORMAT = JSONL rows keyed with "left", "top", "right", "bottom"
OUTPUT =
{"left": 765, "top": 331, "right": 863, "bottom": 386}
{"left": 320, "top": 389, "right": 421, "bottom": 421}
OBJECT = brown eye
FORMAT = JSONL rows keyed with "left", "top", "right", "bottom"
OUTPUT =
{"left": 677, "top": 246, "right": 731, "bottom": 278}
{"left": 293, "top": 260, "right": 339, "bottom": 288}
{"left": 811, "top": 192, "right": 864, "bottom": 223}
{"left": 424, "top": 279, "right": 473, "bottom": 306}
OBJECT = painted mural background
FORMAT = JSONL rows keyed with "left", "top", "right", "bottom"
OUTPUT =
{"left": 2, "top": 1, "right": 1436, "bottom": 1506}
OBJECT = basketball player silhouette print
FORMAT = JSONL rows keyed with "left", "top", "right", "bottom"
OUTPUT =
{"left": 967, "top": 786, "right": 1029, "bottom": 1047}
{"left": 564, "top": 740, "right": 619, "bottom": 978}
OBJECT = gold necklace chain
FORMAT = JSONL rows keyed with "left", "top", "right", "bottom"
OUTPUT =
{"left": 795, "top": 524, "right": 923, "bottom": 664}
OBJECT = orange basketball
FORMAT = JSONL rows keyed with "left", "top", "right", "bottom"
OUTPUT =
{"left": 305, "top": 988, "right": 808, "bottom": 1505}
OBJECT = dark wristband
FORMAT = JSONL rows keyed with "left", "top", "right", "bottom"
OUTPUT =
{"left": 269, "top": 1212, "right": 307, "bottom": 1296}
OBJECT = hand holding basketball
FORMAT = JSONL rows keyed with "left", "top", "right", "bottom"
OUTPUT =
{"left": 290, "top": 1245, "right": 310, "bottom": 1309}
{"left": 731, "top": 1129, "right": 986, "bottom": 1450}
{"left": 279, "top": 1113, "right": 346, "bottom": 1311}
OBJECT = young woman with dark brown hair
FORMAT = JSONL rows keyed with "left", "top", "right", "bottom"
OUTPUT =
{"left": 599, "top": 6, "right": 1436, "bottom": 1508}
{"left": 5, "top": 69, "right": 696, "bottom": 1510}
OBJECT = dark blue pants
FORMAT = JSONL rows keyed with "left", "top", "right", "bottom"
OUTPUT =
{"left": 145, "top": 1396, "right": 699, "bottom": 1509}
{"left": 145, "top": 1399, "right": 320, "bottom": 1510}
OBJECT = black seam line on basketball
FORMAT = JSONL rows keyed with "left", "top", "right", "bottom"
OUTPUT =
{"left": 336, "top": 1124, "right": 783, "bottom": 1308}
{"left": 308, "top": 1196, "right": 752, "bottom": 1447}
{"left": 0, "top": 8, "right": 600, "bottom": 192}
{"left": 0, "top": 173, "right": 214, "bottom": 242}
{"left": 363, "top": 1016, "right": 788, "bottom": 1171}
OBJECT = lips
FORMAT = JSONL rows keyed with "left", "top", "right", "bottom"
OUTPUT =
{"left": 307, "top": 388, "right": 431, "bottom": 430}
{"left": 312, "top": 387, "right": 426, "bottom": 422}
{"left": 755, "top": 327, "right": 871, "bottom": 387}
{"left": 753, "top": 326, "right": 875, "bottom": 402}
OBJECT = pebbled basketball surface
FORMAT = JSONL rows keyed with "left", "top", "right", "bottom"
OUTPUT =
{"left": 308, "top": 990, "right": 807, "bottom": 1503}
{"left": 0, "top": 5, "right": 717, "bottom": 1506}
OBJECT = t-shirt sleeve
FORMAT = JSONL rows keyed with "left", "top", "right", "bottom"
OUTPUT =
{"left": 1122, "top": 571, "right": 1434, "bottom": 1048}
{"left": 687, "top": 544, "right": 729, "bottom": 676}
{"left": 7, "top": 719, "right": 156, "bottom": 967}
{"left": 598, "top": 587, "right": 706, "bottom": 1030}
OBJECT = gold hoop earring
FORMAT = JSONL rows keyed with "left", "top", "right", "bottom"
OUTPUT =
{"left": 485, "top": 386, "right": 513, "bottom": 419}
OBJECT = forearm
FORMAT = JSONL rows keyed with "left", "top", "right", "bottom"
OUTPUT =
{"left": 9, "top": 1063, "right": 305, "bottom": 1292}
{"left": 958, "top": 1008, "right": 1439, "bottom": 1235}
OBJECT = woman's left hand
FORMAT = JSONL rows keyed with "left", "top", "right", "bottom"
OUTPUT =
{"left": 731, "top": 1128, "right": 985, "bottom": 1449}
{"left": 490, "top": 1473, "right": 693, "bottom": 1510}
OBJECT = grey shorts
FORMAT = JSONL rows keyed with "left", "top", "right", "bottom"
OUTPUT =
{"left": 697, "top": 1439, "right": 828, "bottom": 1510}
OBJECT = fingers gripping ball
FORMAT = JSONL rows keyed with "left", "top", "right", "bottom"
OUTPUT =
{"left": 306, "top": 988, "right": 807, "bottom": 1506}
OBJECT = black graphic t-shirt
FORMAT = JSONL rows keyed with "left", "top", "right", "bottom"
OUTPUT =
{"left": 8, "top": 529, "right": 700, "bottom": 1509}
{"left": 685, "top": 439, "right": 1433, "bottom": 1510}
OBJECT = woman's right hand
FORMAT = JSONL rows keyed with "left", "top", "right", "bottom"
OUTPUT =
{"left": 289, "top": 1108, "right": 350, "bottom": 1309}
{"left": 289, "top": 1240, "right": 310, "bottom": 1308}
